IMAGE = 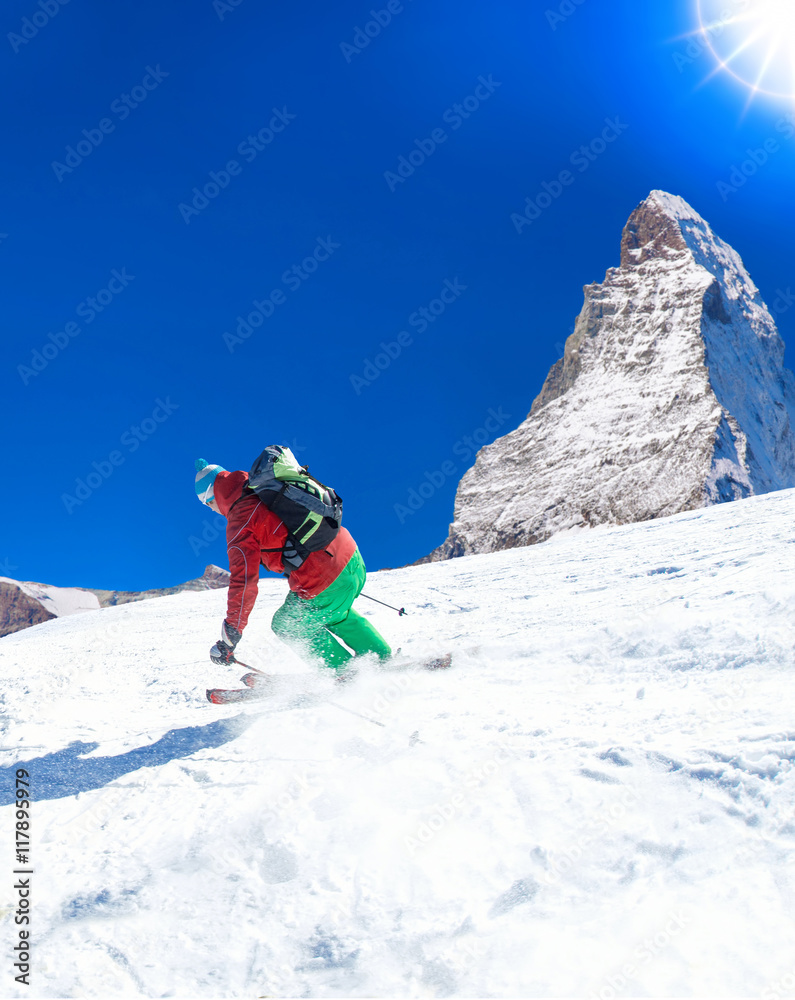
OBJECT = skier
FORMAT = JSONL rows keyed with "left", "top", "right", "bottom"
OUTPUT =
{"left": 194, "top": 457, "right": 392, "bottom": 674}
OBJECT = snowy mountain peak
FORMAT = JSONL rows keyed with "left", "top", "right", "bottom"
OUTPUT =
{"left": 619, "top": 190, "right": 692, "bottom": 267}
{"left": 648, "top": 188, "right": 705, "bottom": 223}
{"left": 623, "top": 191, "right": 769, "bottom": 319}
{"left": 423, "top": 191, "right": 795, "bottom": 561}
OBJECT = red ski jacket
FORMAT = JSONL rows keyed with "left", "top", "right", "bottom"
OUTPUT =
{"left": 213, "top": 470, "right": 357, "bottom": 633}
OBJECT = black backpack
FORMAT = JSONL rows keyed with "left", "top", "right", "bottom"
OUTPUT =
{"left": 246, "top": 445, "right": 343, "bottom": 571}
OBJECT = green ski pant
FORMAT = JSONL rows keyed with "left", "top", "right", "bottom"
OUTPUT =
{"left": 271, "top": 549, "right": 391, "bottom": 669}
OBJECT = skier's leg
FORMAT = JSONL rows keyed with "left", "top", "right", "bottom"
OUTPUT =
{"left": 271, "top": 549, "right": 391, "bottom": 668}
{"left": 327, "top": 607, "right": 392, "bottom": 659}
{"left": 316, "top": 549, "right": 392, "bottom": 660}
{"left": 271, "top": 591, "right": 353, "bottom": 668}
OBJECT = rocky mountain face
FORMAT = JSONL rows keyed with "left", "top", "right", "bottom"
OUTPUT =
{"left": 89, "top": 564, "right": 231, "bottom": 608}
{"left": 0, "top": 581, "right": 57, "bottom": 637}
{"left": 0, "top": 565, "right": 230, "bottom": 638}
{"left": 424, "top": 190, "right": 795, "bottom": 561}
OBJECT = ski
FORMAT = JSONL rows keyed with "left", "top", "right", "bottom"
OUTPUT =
{"left": 423, "top": 652, "right": 453, "bottom": 670}
{"left": 240, "top": 671, "right": 271, "bottom": 689}
{"left": 206, "top": 684, "right": 272, "bottom": 704}
{"left": 206, "top": 654, "right": 452, "bottom": 704}
{"left": 206, "top": 656, "right": 273, "bottom": 704}
{"left": 378, "top": 651, "right": 453, "bottom": 673}
{"left": 206, "top": 660, "right": 318, "bottom": 704}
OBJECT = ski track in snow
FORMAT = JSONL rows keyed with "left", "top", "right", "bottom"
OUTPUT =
{"left": 1, "top": 490, "right": 794, "bottom": 998}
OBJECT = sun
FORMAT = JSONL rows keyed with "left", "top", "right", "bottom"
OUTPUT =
{"left": 696, "top": 0, "right": 795, "bottom": 100}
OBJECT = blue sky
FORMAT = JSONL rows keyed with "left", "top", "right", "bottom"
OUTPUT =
{"left": 3, "top": 0, "right": 795, "bottom": 590}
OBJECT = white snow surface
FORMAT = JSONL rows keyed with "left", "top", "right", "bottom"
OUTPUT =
{"left": 2, "top": 490, "right": 795, "bottom": 998}
{"left": 0, "top": 578, "right": 101, "bottom": 618}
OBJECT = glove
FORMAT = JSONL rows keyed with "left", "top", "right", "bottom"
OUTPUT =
{"left": 210, "top": 620, "right": 242, "bottom": 665}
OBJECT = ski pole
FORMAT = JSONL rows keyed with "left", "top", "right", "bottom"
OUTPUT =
{"left": 360, "top": 592, "right": 407, "bottom": 616}
{"left": 231, "top": 656, "right": 262, "bottom": 673}
{"left": 328, "top": 702, "right": 386, "bottom": 727}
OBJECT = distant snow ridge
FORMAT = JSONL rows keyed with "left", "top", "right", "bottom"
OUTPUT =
{"left": 0, "top": 565, "right": 230, "bottom": 638}
{"left": 426, "top": 190, "right": 795, "bottom": 560}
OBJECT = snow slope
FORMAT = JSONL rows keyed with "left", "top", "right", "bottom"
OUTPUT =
{"left": 1, "top": 489, "right": 794, "bottom": 998}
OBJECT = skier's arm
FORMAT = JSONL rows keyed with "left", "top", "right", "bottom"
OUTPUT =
{"left": 225, "top": 524, "right": 261, "bottom": 635}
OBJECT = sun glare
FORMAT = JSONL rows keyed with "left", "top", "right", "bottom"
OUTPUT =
{"left": 696, "top": 0, "right": 795, "bottom": 100}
